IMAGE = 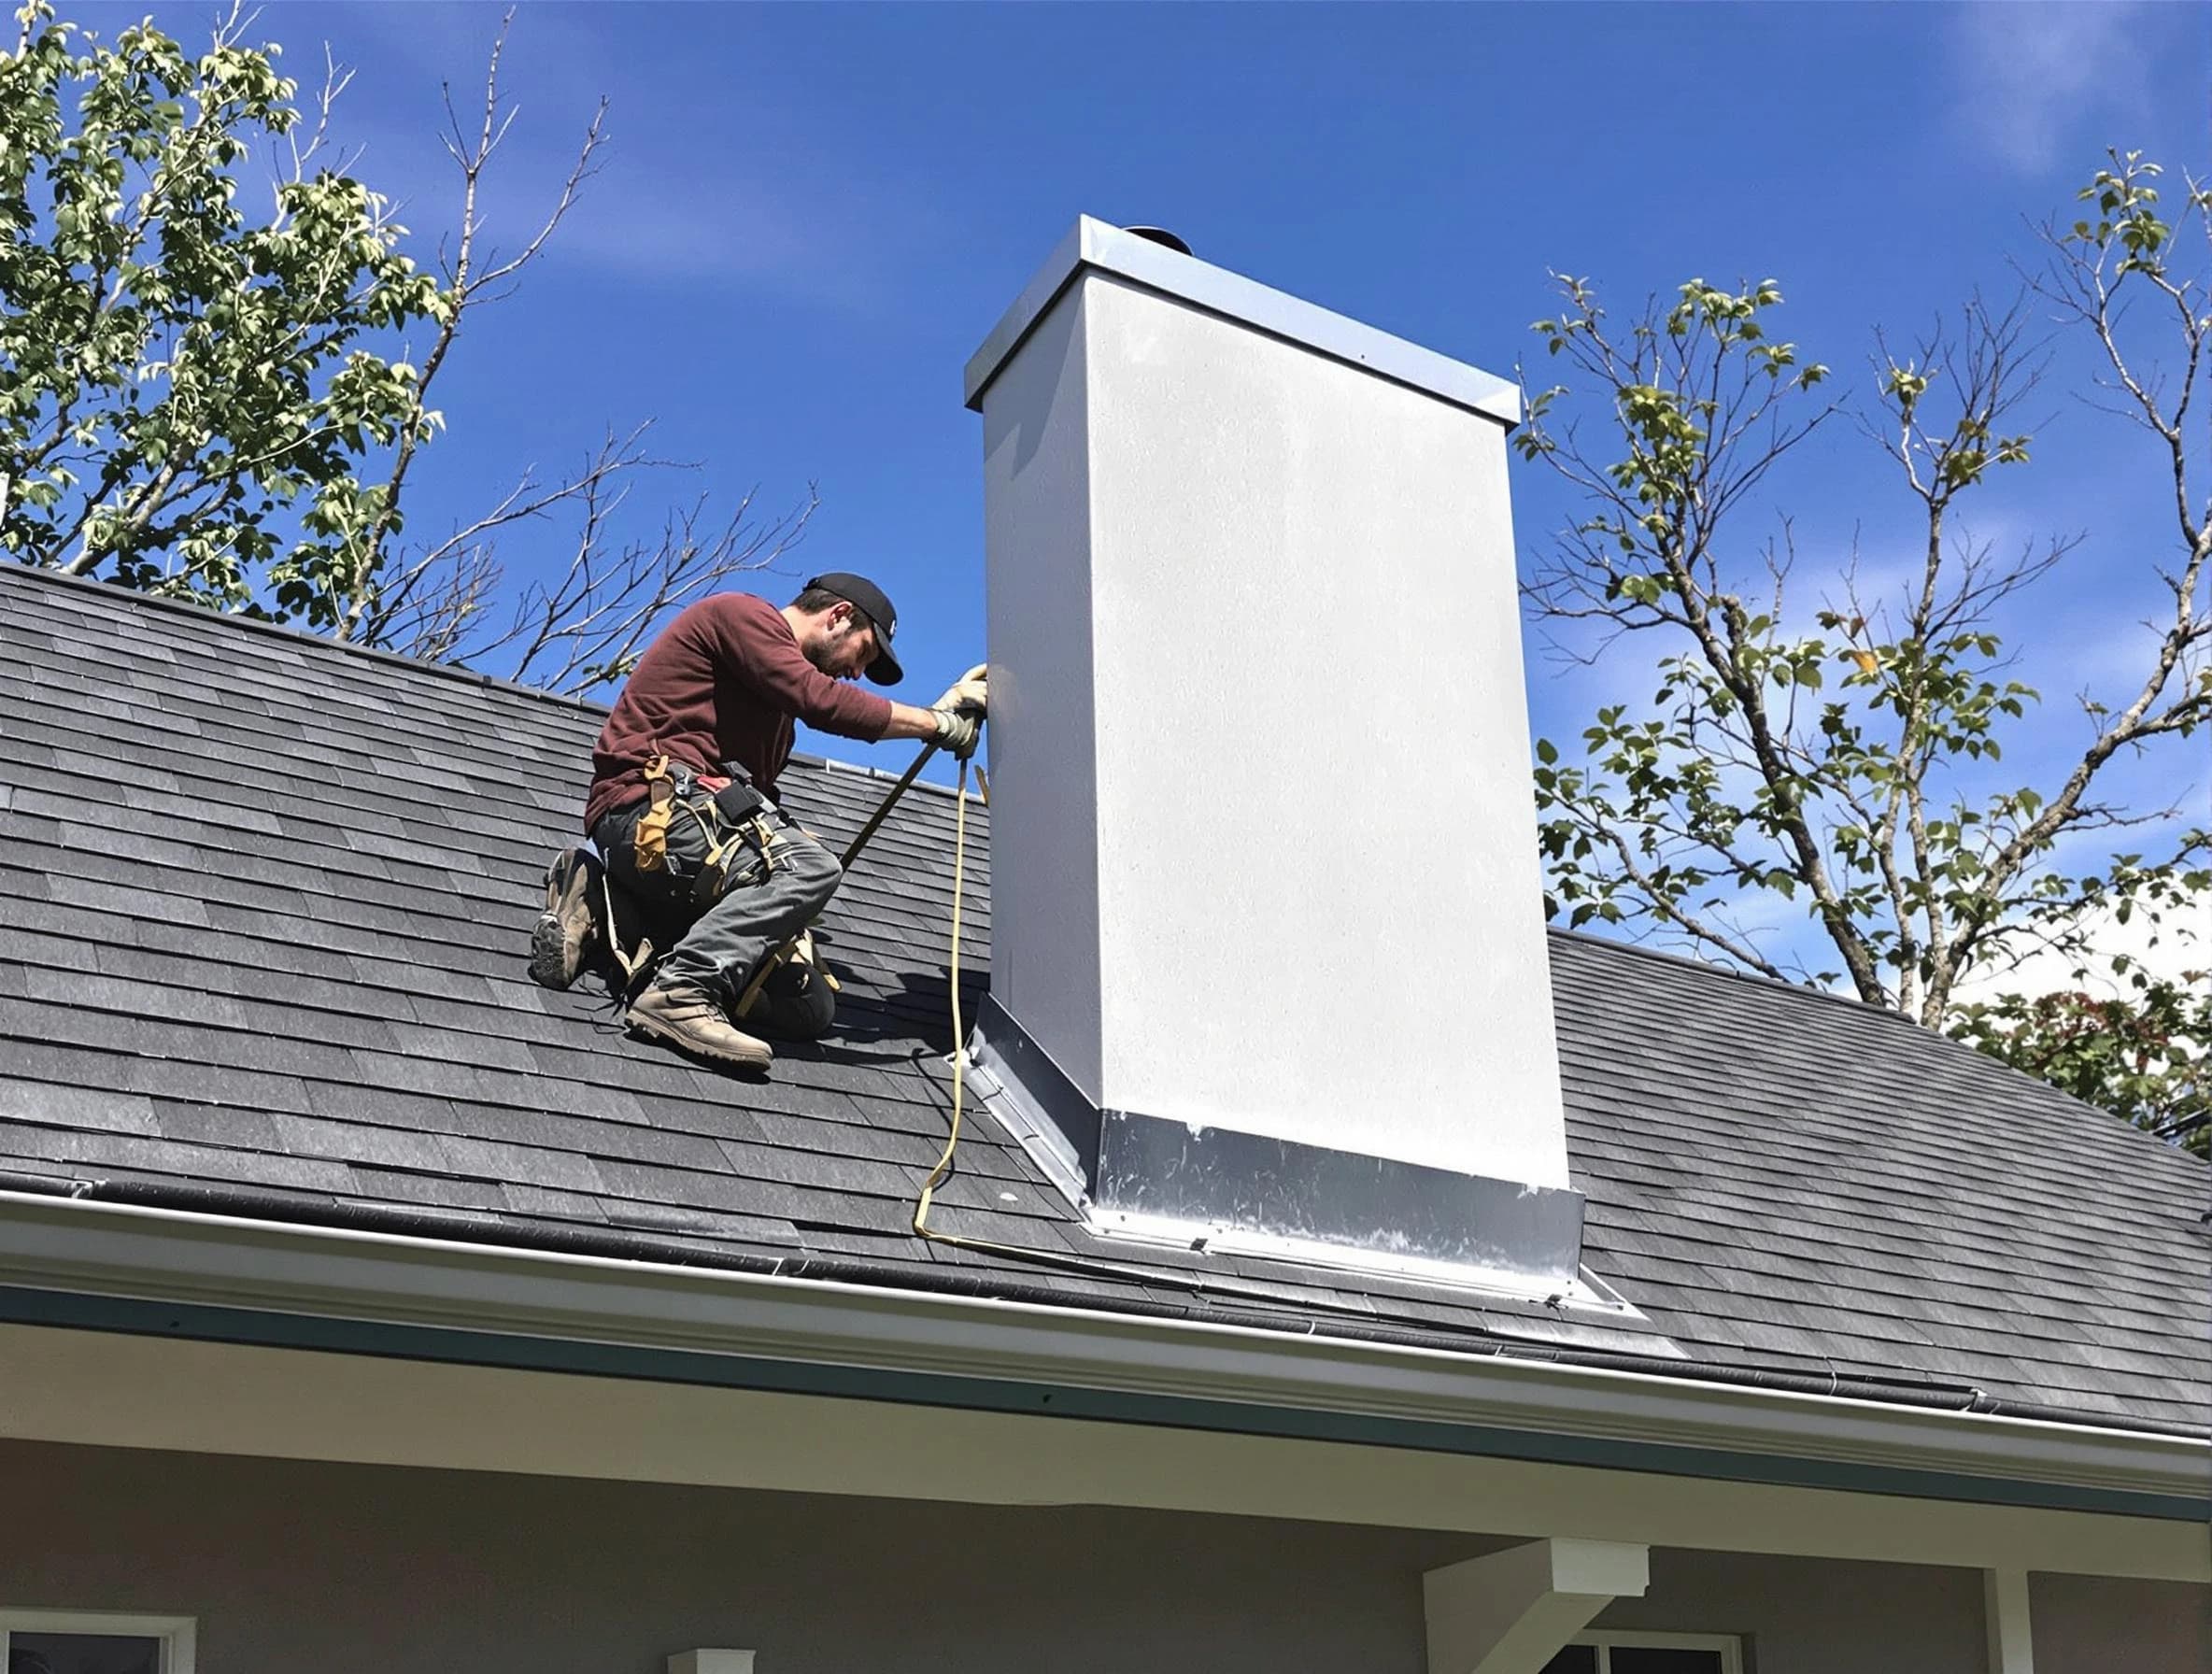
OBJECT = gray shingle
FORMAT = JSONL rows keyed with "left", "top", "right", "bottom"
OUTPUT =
{"left": 0, "top": 1079, "right": 160, "bottom": 1136}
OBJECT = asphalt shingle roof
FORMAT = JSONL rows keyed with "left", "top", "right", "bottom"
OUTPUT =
{"left": 1, "top": 560, "right": 2205, "bottom": 1431}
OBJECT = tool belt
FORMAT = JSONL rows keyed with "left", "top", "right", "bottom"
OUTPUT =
{"left": 631, "top": 753, "right": 780, "bottom": 906}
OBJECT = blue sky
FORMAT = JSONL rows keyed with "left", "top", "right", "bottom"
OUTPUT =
{"left": 64, "top": 0, "right": 2212, "bottom": 982}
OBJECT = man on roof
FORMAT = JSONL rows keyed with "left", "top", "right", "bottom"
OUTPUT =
{"left": 531, "top": 572, "right": 985, "bottom": 1072}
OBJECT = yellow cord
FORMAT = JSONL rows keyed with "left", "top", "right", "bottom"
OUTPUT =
{"left": 913, "top": 756, "right": 972, "bottom": 1238}
{"left": 911, "top": 745, "right": 1092, "bottom": 1268}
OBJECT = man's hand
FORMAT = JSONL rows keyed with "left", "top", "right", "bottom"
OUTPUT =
{"left": 879, "top": 661, "right": 989, "bottom": 755}
{"left": 931, "top": 705, "right": 982, "bottom": 759}
{"left": 935, "top": 664, "right": 988, "bottom": 716}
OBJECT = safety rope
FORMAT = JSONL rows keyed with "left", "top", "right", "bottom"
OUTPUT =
{"left": 912, "top": 754, "right": 1035, "bottom": 1264}
{"left": 912, "top": 754, "right": 974, "bottom": 1240}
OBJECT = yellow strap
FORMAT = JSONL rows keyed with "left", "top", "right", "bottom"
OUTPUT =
{"left": 730, "top": 949, "right": 781, "bottom": 1019}
{"left": 789, "top": 928, "right": 839, "bottom": 993}
{"left": 633, "top": 754, "right": 675, "bottom": 872}
{"left": 598, "top": 865, "right": 655, "bottom": 986}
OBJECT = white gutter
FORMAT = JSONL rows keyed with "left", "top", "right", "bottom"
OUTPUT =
{"left": 0, "top": 1190, "right": 2201, "bottom": 1516}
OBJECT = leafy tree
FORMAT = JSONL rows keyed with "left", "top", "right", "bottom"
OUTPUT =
{"left": 0, "top": 2, "right": 808, "bottom": 693}
{"left": 1514, "top": 149, "right": 2209, "bottom": 1136}
{"left": 1950, "top": 971, "right": 2209, "bottom": 1157}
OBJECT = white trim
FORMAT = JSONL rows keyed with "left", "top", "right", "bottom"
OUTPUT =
{"left": 962, "top": 216, "right": 1522, "bottom": 422}
{"left": 1570, "top": 1629, "right": 1743, "bottom": 1673}
{"left": 0, "top": 1191, "right": 2202, "bottom": 1520}
{"left": 1982, "top": 1568, "right": 2036, "bottom": 1672}
{"left": 0, "top": 1610, "right": 198, "bottom": 1674}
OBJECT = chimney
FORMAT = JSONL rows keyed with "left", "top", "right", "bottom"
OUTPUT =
{"left": 964, "top": 219, "right": 1582, "bottom": 1292}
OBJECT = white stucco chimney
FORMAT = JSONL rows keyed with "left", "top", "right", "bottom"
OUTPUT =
{"left": 965, "top": 220, "right": 1581, "bottom": 1288}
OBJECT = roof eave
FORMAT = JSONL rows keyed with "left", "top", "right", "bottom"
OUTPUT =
{"left": 0, "top": 1190, "right": 2201, "bottom": 1530}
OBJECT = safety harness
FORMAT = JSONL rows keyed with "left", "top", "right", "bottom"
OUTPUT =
{"left": 605, "top": 753, "right": 838, "bottom": 1014}
{"left": 631, "top": 753, "right": 780, "bottom": 897}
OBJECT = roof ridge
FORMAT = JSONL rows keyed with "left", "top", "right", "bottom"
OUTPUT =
{"left": 1544, "top": 924, "right": 1921, "bottom": 1028}
{"left": 2, "top": 555, "right": 611, "bottom": 720}
{"left": 790, "top": 750, "right": 986, "bottom": 804}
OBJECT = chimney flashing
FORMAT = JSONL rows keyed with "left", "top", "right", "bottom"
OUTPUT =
{"left": 971, "top": 998, "right": 1589, "bottom": 1296}
{"left": 963, "top": 216, "right": 1523, "bottom": 425}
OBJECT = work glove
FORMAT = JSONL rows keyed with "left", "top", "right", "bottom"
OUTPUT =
{"left": 931, "top": 705, "right": 982, "bottom": 759}
{"left": 935, "top": 664, "right": 989, "bottom": 717}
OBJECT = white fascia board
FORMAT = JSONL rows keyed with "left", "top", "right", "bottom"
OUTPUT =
{"left": 962, "top": 216, "right": 1523, "bottom": 425}
{"left": 0, "top": 1189, "right": 2202, "bottom": 1519}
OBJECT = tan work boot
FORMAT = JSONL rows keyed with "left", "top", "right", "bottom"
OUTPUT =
{"left": 529, "top": 847, "right": 599, "bottom": 990}
{"left": 627, "top": 980, "right": 773, "bottom": 1071}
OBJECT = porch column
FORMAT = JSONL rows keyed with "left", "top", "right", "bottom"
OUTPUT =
{"left": 1982, "top": 1568, "right": 2036, "bottom": 1672}
{"left": 1424, "top": 1538, "right": 1651, "bottom": 1674}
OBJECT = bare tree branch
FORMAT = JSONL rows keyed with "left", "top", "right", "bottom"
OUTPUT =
{"left": 333, "top": 10, "right": 609, "bottom": 645}
{"left": 368, "top": 422, "right": 817, "bottom": 695}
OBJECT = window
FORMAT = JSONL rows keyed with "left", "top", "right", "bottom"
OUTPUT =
{"left": 0, "top": 1613, "right": 196, "bottom": 1674}
{"left": 1542, "top": 1632, "right": 1743, "bottom": 1674}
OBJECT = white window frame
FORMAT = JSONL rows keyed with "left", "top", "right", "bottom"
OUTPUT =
{"left": 0, "top": 1610, "right": 198, "bottom": 1674}
{"left": 1568, "top": 1630, "right": 1744, "bottom": 1674}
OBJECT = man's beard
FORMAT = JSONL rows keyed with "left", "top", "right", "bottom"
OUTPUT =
{"left": 801, "top": 631, "right": 849, "bottom": 677}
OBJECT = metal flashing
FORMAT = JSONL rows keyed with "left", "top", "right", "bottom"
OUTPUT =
{"left": 961, "top": 1028, "right": 1090, "bottom": 1206}
{"left": 971, "top": 994, "right": 1100, "bottom": 1193}
{"left": 963, "top": 216, "right": 1523, "bottom": 424}
{"left": 971, "top": 998, "right": 1589, "bottom": 1294}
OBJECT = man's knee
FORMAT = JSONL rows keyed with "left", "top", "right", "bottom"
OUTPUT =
{"left": 752, "top": 961, "right": 838, "bottom": 1041}
{"left": 780, "top": 832, "right": 844, "bottom": 915}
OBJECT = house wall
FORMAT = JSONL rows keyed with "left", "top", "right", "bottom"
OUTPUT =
{"left": 2, "top": 1440, "right": 2202, "bottom": 1673}
{"left": 2029, "top": 1571, "right": 2212, "bottom": 1674}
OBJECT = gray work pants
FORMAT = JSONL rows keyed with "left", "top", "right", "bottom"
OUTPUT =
{"left": 592, "top": 795, "right": 842, "bottom": 1040}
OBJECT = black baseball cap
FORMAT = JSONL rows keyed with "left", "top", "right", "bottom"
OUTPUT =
{"left": 805, "top": 572, "right": 903, "bottom": 685}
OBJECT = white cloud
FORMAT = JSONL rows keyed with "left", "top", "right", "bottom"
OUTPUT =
{"left": 1950, "top": 893, "right": 2209, "bottom": 1005}
{"left": 1947, "top": 2, "right": 2151, "bottom": 175}
{"left": 1950, "top": 803, "right": 2210, "bottom": 1004}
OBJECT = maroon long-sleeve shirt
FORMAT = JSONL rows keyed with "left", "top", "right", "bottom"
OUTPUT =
{"left": 583, "top": 592, "right": 895, "bottom": 831}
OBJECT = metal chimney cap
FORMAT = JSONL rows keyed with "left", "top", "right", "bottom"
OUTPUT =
{"left": 1123, "top": 225, "right": 1192, "bottom": 256}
